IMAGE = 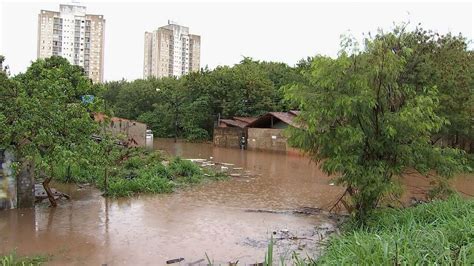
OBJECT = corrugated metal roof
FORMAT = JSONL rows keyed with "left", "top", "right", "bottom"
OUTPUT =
{"left": 233, "top": 116, "right": 258, "bottom": 124}
{"left": 246, "top": 111, "right": 301, "bottom": 128}
{"left": 219, "top": 119, "right": 248, "bottom": 128}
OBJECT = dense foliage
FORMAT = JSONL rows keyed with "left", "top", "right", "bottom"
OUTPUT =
{"left": 286, "top": 25, "right": 471, "bottom": 218}
{"left": 316, "top": 197, "right": 474, "bottom": 265}
{"left": 0, "top": 56, "right": 104, "bottom": 206}
{"left": 102, "top": 58, "right": 304, "bottom": 140}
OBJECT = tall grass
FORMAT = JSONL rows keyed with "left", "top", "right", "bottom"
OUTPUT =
{"left": 50, "top": 148, "right": 227, "bottom": 197}
{"left": 100, "top": 155, "right": 228, "bottom": 197}
{"left": 0, "top": 252, "right": 47, "bottom": 266}
{"left": 316, "top": 196, "right": 474, "bottom": 265}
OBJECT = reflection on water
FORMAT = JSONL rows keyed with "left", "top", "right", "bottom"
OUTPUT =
{"left": 0, "top": 139, "right": 472, "bottom": 265}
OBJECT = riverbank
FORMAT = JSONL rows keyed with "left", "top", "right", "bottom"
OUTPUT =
{"left": 2, "top": 140, "right": 473, "bottom": 264}
{"left": 313, "top": 196, "right": 474, "bottom": 265}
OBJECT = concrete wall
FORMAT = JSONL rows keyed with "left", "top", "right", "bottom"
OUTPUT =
{"left": 108, "top": 119, "right": 147, "bottom": 147}
{"left": 247, "top": 128, "right": 288, "bottom": 152}
{"left": 0, "top": 150, "right": 17, "bottom": 210}
{"left": 213, "top": 127, "right": 244, "bottom": 149}
{"left": 16, "top": 159, "right": 35, "bottom": 208}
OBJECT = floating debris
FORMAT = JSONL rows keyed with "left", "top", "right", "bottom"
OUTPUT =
{"left": 35, "top": 184, "right": 70, "bottom": 202}
{"left": 166, "top": 257, "right": 184, "bottom": 264}
{"left": 186, "top": 158, "right": 207, "bottom": 163}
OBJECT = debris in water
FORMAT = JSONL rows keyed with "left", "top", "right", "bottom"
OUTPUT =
{"left": 185, "top": 158, "right": 206, "bottom": 163}
{"left": 166, "top": 258, "right": 184, "bottom": 264}
{"left": 35, "top": 184, "right": 70, "bottom": 202}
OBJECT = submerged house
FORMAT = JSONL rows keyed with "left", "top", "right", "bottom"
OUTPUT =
{"left": 213, "top": 117, "right": 257, "bottom": 149}
{"left": 94, "top": 113, "right": 147, "bottom": 147}
{"left": 213, "top": 111, "right": 301, "bottom": 152}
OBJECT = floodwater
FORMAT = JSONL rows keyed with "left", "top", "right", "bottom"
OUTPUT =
{"left": 0, "top": 139, "right": 472, "bottom": 265}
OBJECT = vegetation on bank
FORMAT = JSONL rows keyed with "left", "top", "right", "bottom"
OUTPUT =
{"left": 317, "top": 197, "right": 474, "bottom": 265}
{"left": 286, "top": 24, "right": 472, "bottom": 219}
{"left": 54, "top": 148, "right": 228, "bottom": 197}
{"left": 0, "top": 252, "right": 48, "bottom": 266}
{"left": 97, "top": 150, "right": 228, "bottom": 197}
{"left": 258, "top": 197, "right": 473, "bottom": 265}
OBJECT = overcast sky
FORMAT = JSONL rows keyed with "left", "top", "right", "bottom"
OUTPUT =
{"left": 1, "top": 0, "right": 473, "bottom": 81}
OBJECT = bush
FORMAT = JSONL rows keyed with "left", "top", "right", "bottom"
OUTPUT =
{"left": 106, "top": 174, "right": 174, "bottom": 197}
{"left": 317, "top": 197, "right": 474, "bottom": 265}
{"left": 185, "top": 127, "right": 209, "bottom": 142}
{"left": 53, "top": 161, "right": 100, "bottom": 184}
{"left": 168, "top": 157, "right": 201, "bottom": 177}
{"left": 98, "top": 150, "right": 226, "bottom": 197}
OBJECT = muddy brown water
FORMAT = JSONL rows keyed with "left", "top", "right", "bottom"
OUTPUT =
{"left": 0, "top": 139, "right": 472, "bottom": 265}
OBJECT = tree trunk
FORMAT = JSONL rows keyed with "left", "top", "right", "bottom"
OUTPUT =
{"left": 104, "top": 168, "right": 108, "bottom": 195}
{"left": 43, "top": 175, "right": 57, "bottom": 207}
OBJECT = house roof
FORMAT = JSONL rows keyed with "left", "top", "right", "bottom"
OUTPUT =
{"left": 246, "top": 111, "right": 301, "bottom": 128}
{"left": 233, "top": 116, "right": 258, "bottom": 124}
{"left": 219, "top": 119, "right": 248, "bottom": 128}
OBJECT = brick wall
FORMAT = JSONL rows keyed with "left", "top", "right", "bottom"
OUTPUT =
{"left": 247, "top": 128, "right": 288, "bottom": 152}
{"left": 213, "top": 127, "right": 245, "bottom": 149}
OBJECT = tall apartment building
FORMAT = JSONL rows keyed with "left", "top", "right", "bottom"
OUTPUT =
{"left": 143, "top": 21, "right": 200, "bottom": 78}
{"left": 37, "top": 4, "right": 105, "bottom": 83}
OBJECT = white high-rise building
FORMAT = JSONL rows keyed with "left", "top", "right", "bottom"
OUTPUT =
{"left": 37, "top": 4, "right": 105, "bottom": 83}
{"left": 144, "top": 21, "right": 201, "bottom": 78}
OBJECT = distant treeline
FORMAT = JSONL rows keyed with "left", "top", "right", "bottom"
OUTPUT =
{"left": 102, "top": 27, "right": 474, "bottom": 152}
{"left": 101, "top": 57, "right": 308, "bottom": 140}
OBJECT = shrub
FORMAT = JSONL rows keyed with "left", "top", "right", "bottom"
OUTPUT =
{"left": 168, "top": 157, "right": 201, "bottom": 178}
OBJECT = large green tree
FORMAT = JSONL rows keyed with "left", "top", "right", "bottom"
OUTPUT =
{"left": 286, "top": 27, "right": 467, "bottom": 220}
{"left": 0, "top": 56, "right": 103, "bottom": 206}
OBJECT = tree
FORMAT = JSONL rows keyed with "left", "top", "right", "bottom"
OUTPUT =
{"left": 393, "top": 26, "right": 474, "bottom": 152}
{"left": 286, "top": 27, "right": 467, "bottom": 220}
{"left": 0, "top": 56, "right": 103, "bottom": 206}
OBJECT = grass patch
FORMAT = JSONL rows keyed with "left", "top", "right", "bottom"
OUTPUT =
{"left": 0, "top": 251, "right": 48, "bottom": 266}
{"left": 316, "top": 196, "right": 474, "bottom": 265}
{"left": 97, "top": 150, "right": 228, "bottom": 197}
{"left": 51, "top": 147, "right": 228, "bottom": 197}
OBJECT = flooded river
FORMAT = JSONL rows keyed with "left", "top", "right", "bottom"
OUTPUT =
{"left": 0, "top": 139, "right": 472, "bottom": 265}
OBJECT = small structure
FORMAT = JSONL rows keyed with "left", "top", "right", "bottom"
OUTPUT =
{"left": 213, "top": 111, "right": 301, "bottom": 153}
{"left": 246, "top": 111, "right": 300, "bottom": 152}
{"left": 94, "top": 113, "right": 147, "bottom": 147}
{"left": 213, "top": 117, "right": 257, "bottom": 149}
